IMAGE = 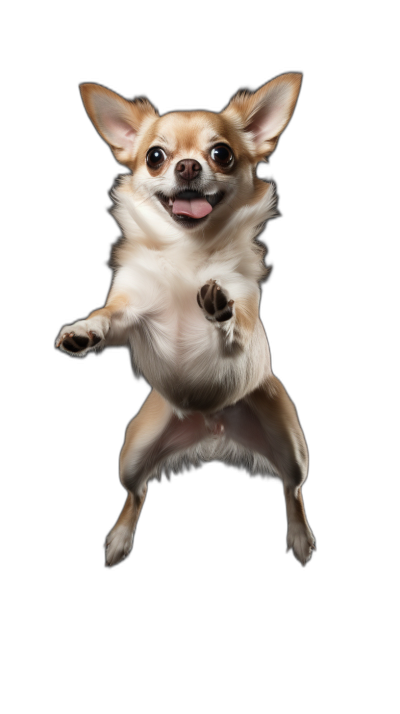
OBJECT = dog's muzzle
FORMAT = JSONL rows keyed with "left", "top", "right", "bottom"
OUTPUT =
{"left": 156, "top": 189, "right": 224, "bottom": 223}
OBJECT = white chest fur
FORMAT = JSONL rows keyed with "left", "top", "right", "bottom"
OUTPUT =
{"left": 107, "top": 179, "right": 277, "bottom": 410}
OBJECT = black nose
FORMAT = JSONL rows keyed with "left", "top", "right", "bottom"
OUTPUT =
{"left": 175, "top": 159, "right": 201, "bottom": 182}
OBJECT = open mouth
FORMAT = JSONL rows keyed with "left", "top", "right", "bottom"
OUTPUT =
{"left": 156, "top": 190, "right": 224, "bottom": 227}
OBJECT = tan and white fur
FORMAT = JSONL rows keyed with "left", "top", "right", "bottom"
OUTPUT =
{"left": 56, "top": 73, "right": 316, "bottom": 567}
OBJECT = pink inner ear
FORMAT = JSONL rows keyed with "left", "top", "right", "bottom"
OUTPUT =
{"left": 246, "top": 85, "right": 293, "bottom": 146}
{"left": 103, "top": 113, "right": 136, "bottom": 149}
{"left": 248, "top": 102, "right": 288, "bottom": 145}
{"left": 246, "top": 116, "right": 266, "bottom": 140}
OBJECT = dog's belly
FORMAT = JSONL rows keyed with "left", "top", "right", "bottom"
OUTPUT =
{"left": 130, "top": 304, "right": 270, "bottom": 412}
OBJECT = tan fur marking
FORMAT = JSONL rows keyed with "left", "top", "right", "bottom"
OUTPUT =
{"left": 249, "top": 178, "right": 272, "bottom": 206}
{"left": 207, "top": 112, "right": 254, "bottom": 163}
{"left": 110, "top": 487, "right": 148, "bottom": 532}
{"left": 234, "top": 294, "right": 259, "bottom": 336}
{"left": 88, "top": 293, "right": 129, "bottom": 321}
{"left": 233, "top": 296, "right": 258, "bottom": 348}
{"left": 246, "top": 375, "right": 309, "bottom": 477}
{"left": 129, "top": 116, "right": 171, "bottom": 173}
{"left": 120, "top": 390, "right": 171, "bottom": 475}
{"left": 129, "top": 109, "right": 254, "bottom": 174}
{"left": 284, "top": 485, "right": 307, "bottom": 524}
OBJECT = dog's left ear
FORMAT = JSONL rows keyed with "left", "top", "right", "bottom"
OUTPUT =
{"left": 222, "top": 72, "right": 302, "bottom": 160}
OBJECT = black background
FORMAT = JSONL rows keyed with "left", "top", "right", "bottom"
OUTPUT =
{"left": 34, "top": 42, "right": 356, "bottom": 626}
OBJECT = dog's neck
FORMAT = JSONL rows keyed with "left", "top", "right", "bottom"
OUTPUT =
{"left": 110, "top": 174, "right": 277, "bottom": 279}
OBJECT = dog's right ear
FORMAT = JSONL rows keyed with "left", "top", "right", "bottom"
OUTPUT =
{"left": 80, "top": 83, "right": 158, "bottom": 165}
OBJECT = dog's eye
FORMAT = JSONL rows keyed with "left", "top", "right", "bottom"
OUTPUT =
{"left": 210, "top": 144, "right": 233, "bottom": 167}
{"left": 146, "top": 147, "right": 167, "bottom": 168}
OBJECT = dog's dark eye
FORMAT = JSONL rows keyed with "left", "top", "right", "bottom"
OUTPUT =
{"left": 146, "top": 147, "right": 167, "bottom": 168}
{"left": 210, "top": 144, "right": 233, "bottom": 167}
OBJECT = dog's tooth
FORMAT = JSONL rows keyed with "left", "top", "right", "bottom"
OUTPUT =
{"left": 168, "top": 198, "right": 174, "bottom": 206}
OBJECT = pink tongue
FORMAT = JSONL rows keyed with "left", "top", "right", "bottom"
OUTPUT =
{"left": 172, "top": 197, "right": 213, "bottom": 219}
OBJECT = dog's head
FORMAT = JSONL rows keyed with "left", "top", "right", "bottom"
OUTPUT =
{"left": 80, "top": 74, "right": 302, "bottom": 232}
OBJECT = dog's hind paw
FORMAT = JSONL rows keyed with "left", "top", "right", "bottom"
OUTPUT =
{"left": 105, "top": 525, "right": 134, "bottom": 567}
{"left": 197, "top": 279, "right": 234, "bottom": 322}
{"left": 287, "top": 522, "right": 316, "bottom": 566}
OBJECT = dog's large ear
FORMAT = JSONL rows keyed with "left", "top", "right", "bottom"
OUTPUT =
{"left": 222, "top": 73, "right": 302, "bottom": 160}
{"left": 80, "top": 83, "right": 158, "bottom": 165}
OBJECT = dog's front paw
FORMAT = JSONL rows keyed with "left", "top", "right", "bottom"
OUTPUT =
{"left": 197, "top": 280, "right": 234, "bottom": 322}
{"left": 55, "top": 318, "right": 107, "bottom": 356}
{"left": 287, "top": 522, "right": 316, "bottom": 566}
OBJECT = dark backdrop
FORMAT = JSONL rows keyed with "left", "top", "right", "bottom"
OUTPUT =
{"left": 36, "top": 46, "right": 348, "bottom": 624}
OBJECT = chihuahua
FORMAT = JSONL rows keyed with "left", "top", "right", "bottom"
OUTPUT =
{"left": 56, "top": 73, "right": 316, "bottom": 566}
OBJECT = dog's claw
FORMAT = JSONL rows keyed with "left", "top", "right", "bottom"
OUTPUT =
{"left": 89, "top": 332, "right": 101, "bottom": 346}
{"left": 56, "top": 332, "right": 72, "bottom": 348}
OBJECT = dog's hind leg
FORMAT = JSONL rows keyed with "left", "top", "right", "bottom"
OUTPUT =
{"left": 105, "top": 488, "right": 148, "bottom": 567}
{"left": 221, "top": 375, "right": 316, "bottom": 565}
{"left": 105, "top": 390, "right": 208, "bottom": 567}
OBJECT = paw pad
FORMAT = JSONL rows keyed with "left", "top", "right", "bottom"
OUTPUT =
{"left": 56, "top": 330, "right": 101, "bottom": 355}
{"left": 197, "top": 280, "right": 233, "bottom": 322}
